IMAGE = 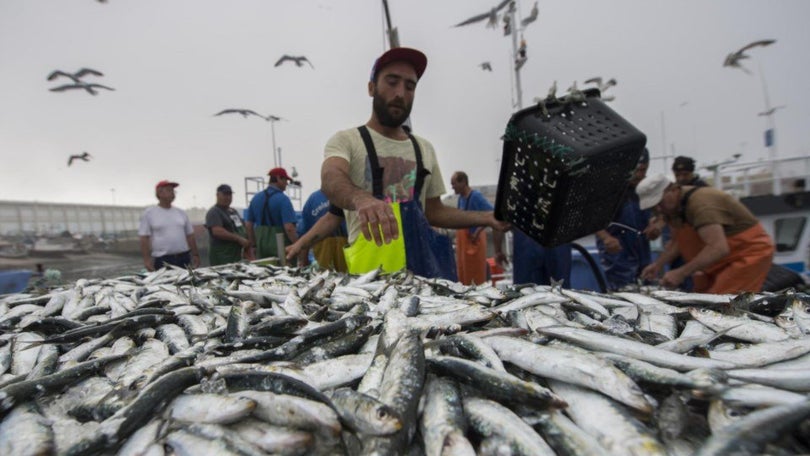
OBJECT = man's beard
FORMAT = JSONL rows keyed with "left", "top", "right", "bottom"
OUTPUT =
{"left": 372, "top": 91, "right": 412, "bottom": 128}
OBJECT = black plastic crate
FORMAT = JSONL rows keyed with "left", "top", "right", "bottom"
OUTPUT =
{"left": 495, "top": 88, "right": 646, "bottom": 247}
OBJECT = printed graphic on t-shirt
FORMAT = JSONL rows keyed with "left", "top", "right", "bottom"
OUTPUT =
{"left": 229, "top": 213, "right": 243, "bottom": 228}
{"left": 365, "top": 156, "right": 417, "bottom": 203}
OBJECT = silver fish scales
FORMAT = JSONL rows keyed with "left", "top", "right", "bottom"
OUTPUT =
{"left": 0, "top": 262, "right": 807, "bottom": 454}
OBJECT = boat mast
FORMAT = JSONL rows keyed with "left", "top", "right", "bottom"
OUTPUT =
{"left": 758, "top": 62, "right": 780, "bottom": 195}
{"left": 508, "top": 2, "right": 523, "bottom": 109}
{"left": 381, "top": 0, "right": 399, "bottom": 48}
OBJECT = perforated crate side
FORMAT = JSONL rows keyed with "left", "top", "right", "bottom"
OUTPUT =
{"left": 495, "top": 92, "right": 646, "bottom": 247}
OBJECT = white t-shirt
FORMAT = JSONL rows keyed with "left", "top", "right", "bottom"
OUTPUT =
{"left": 324, "top": 127, "right": 446, "bottom": 243}
{"left": 138, "top": 206, "right": 193, "bottom": 257}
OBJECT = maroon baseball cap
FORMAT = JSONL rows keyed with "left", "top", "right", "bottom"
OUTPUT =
{"left": 268, "top": 167, "right": 292, "bottom": 180}
{"left": 370, "top": 47, "right": 427, "bottom": 82}
{"left": 155, "top": 180, "right": 179, "bottom": 190}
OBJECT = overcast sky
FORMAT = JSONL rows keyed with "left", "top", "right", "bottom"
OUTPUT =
{"left": 1, "top": 0, "right": 808, "bottom": 210}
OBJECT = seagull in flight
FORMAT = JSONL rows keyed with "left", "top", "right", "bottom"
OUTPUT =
{"left": 47, "top": 68, "right": 104, "bottom": 83}
{"left": 274, "top": 55, "right": 314, "bottom": 69}
{"left": 521, "top": 2, "right": 539, "bottom": 27}
{"left": 214, "top": 108, "right": 266, "bottom": 119}
{"left": 68, "top": 152, "right": 91, "bottom": 166}
{"left": 758, "top": 105, "right": 786, "bottom": 116}
{"left": 49, "top": 81, "right": 115, "bottom": 96}
{"left": 723, "top": 39, "right": 776, "bottom": 74}
{"left": 453, "top": 0, "right": 511, "bottom": 28}
{"left": 480, "top": 62, "right": 492, "bottom": 71}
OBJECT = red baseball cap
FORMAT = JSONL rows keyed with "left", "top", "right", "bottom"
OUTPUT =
{"left": 370, "top": 47, "right": 427, "bottom": 82}
{"left": 155, "top": 180, "right": 179, "bottom": 190}
{"left": 268, "top": 167, "right": 292, "bottom": 180}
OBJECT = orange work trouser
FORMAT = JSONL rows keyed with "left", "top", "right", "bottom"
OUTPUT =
{"left": 456, "top": 229, "right": 488, "bottom": 285}
{"left": 675, "top": 223, "right": 773, "bottom": 294}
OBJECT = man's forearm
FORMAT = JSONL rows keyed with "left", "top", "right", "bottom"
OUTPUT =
{"left": 321, "top": 158, "right": 370, "bottom": 210}
{"left": 426, "top": 201, "right": 491, "bottom": 229}
{"left": 493, "top": 230, "right": 505, "bottom": 255}
{"left": 245, "top": 222, "right": 256, "bottom": 246}
{"left": 187, "top": 235, "right": 199, "bottom": 257}
{"left": 285, "top": 224, "right": 299, "bottom": 244}
{"left": 212, "top": 227, "right": 247, "bottom": 245}
{"left": 680, "top": 241, "right": 728, "bottom": 277}
{"left": 654, "top": 239, "right": 680, "bottom": 266}
{"left": 139, "top": 236, "right": 151, "bottom": 263}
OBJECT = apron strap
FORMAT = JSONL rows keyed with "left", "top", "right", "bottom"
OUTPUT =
{"left": 261, "top": 188, "right": 280, "bottom": 226}
{"left": 216, "top": 206, "right": 237, "bottom": 231}
{"left": 358, "top": 126, "right": 385, "bottom": 199}
{"left": 408, "top": 135, "right": 428, "bottom": 200}
{"left": 679, "top": 187, "right": 701, "bottom": 222}
{"left": 357, "top": 125, "right": 428, "bottom": 200}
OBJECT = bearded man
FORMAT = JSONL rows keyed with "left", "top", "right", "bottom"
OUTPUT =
{"left": 320, "top": 47, "right": 509, "bottom": 279}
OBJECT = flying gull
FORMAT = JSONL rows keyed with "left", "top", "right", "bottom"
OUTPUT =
{"left": 47, "top": 68, "right": 104, "bottom": 83}
{"left": 68, "top": 152, "right": 91, "bottom": 166}
{"left": 274, "top": 55, "right": 314, "bottom": 69}
{"left": 49, "top": 81, "right": 115, "bottom": 96}
{"left": 758, "top": 105, "right": 785, "bottom": 116}
{"left": 214, "top": 109, "right": 266, "bottom": 119}
{"left": 521, "top": 2, "right": 539, "bottom": 27}
{"left": 453, "top": 0, "right": 511, "bottom": 28}
{"left": 723, "top": 39, "right": 776, "bottom": 74}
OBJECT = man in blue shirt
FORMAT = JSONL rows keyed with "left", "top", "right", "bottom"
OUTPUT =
{"left": 293, "top": 189, "right": 348, "bottom": 271}
{"left": 245, "top": 167, "right": 300, "bottom": 263}
{"left": 595, "top": 149, "right": 661, "bottom": 290}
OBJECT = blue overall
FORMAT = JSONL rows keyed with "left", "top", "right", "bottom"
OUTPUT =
{"left": 358, "top": 127, "right": 457, "bottom": 281}
{"left": 512, "top": 230, "right": 572, "bottom": 286}
{"left": 596, "top": 189, "right": 652, "bottom": 290}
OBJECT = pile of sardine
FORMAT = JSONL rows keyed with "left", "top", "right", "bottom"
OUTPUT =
{"left": 1, "top": 263, "right": 809, "bottom": 456}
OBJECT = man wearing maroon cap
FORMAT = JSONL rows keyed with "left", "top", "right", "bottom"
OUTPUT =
{"left": 245, "top": 167, "right": 300, "bottom": 262}
{"left": 320, "top": 47, "right": 509, "bottom": 279}
{"left": 138, "top": 180, "right": 200, "bottom": 271}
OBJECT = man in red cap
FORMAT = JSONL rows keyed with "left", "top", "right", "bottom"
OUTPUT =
{"left": 320, "top": 47, "right": 509, "bottom": 279}
{"left": 245, "top": 167, "right": 300, "bottom": 262}
{"left": 138, "top": 180, "right": 200, "bottom": 271}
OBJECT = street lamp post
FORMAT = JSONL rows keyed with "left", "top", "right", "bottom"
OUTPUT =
{"left": 266, "top": 115, "right": 285, "bottom": 168}
{"left": 657, "top": 101, "right": 691, "bottom": 173}
{"left": 757, "top": 62, "right": 780, "bottom": 195}
{"left": 508, "top": 3, "right": 523, "bottom": 109}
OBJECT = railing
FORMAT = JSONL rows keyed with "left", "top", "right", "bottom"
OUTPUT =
{"left": 710, "top": 156, "right": 810, "bottom": 198}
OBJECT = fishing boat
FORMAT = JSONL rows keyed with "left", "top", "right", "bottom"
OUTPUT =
{"left": 30, "top": 235, "right": 84, "bottom": 257}
{"left": 0, "top": 240, "right": 30, "bottom": 259}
